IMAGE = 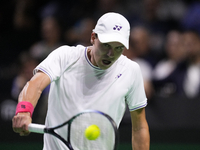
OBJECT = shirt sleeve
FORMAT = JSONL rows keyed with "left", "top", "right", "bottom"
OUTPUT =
{"left": 33, "top": 45, "right": 81, "bottom": 82}
{"left": 126, "top": 62, "right": 148, "bottom": 111}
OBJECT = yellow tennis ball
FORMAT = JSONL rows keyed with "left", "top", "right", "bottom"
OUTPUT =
{"left": 85, "top": 124, "right": 100, "bottom": 140}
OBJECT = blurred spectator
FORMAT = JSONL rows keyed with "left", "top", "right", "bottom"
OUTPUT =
{"left": 182, "top": 30, "right": 200, "bottom": 98}
{"left": 29, "top": 16, "right": 63, "bottom": 62}
{"left": 123, "top": 26, "right": 154, "bottom": 100}
{"left": 11, "top": 52, "right": 38, "bottom": 100}
{"left": 65, "top": 17, "right": 95, "bottom": 46}
{"left": 40, "top": 0, "right": 97, "bottom": 30}
{"left": 181, "top": 2, "right": 200, "bottom": 35}
{"left": 0, "top": 64, "right": 18, "bottom": 97}
{"left": 12, "top": 0, "right": 49, "bottom": 50}
{"left": 77, "top": 18, "right": 95, "bottom": 46}
{"left": 152, "top": 30, "right": 187, "bottom": 97}
{"left": 127, "top": 0, "right": 183, "bottom": 59}
{"left": 0, "top": 0, "right": 46, "bottom": 65}
{"left": 128, "top": 25, "right": 157, "bottom": 67}
{"left": 94, "top": 0, "right": 126, "bottom": 17}
{"left": 156, "top": 0, "right": 187, "bottom": 23}
{"left": 13, "top": 0, "right": 38, "bottom": 30}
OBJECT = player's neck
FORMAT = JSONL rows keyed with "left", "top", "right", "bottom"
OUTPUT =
{"left": 87, "top": 47, "right": 92, "bottom": 60}
{"left": 87, "top": 46, "right": 96, "bottom": 67}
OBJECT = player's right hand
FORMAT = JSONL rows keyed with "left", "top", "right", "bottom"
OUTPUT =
{"left": 12, "top": 112, "right": 32, "bottom": 136}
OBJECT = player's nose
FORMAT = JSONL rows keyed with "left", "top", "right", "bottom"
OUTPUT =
{"left": 107, "top": 49, "right": 114, "bottom": 58}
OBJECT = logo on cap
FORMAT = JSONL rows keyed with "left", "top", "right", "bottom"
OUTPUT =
{"left": 113, "top": 25, "right": 122, "bottom": 31}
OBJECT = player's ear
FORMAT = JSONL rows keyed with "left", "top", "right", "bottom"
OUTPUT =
{"left": 91, "top": 32, "right": 96, "bottom": 45}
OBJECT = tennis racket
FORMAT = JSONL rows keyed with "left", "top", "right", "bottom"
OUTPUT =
{"left": 28, "top": 110, "right": 118, "bottom": 150}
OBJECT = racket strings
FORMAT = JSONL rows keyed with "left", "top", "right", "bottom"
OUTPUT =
{"left": 70, "top": 113, "right": 116, "bottom": 150}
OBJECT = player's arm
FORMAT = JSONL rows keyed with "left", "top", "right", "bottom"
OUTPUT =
{"left": 12, "top": 71, "right": 51, "bottom": 136}
{"left": 130, "top": 108, "right": 150, "bottom": 150}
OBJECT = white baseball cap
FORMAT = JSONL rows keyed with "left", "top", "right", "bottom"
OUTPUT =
{"left": 93, "top": 12, "right": 130, "bottom": 49}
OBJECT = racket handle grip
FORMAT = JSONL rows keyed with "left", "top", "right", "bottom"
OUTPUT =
{"left": 28, "top": 123, "right": 45, "bottom": 134}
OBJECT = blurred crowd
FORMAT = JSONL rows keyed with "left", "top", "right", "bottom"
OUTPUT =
{"left": 0, "top": 0, "right": 200, "bottom": 122}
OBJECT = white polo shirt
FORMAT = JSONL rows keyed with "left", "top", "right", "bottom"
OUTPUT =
{"left": 34, "top": 45, "right": 147, "bottom": 150}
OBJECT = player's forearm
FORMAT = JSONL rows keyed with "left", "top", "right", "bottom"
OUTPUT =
{"left": 13, "top": 72, "right": 50, "bottom": 136}
{"left": 132, "top": 124, "right": 150, "bottom": 150}
{"left": 18, "top": 80, "right": 42, "bottom": 107}
{"left": 13, "top": 80, "right": 40, "bottom": 135}
{"left": 18, "top": 71, "right": 50, "bottom": 107}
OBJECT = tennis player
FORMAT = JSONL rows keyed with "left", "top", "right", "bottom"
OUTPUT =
{"left": 12, "top": 12, "right": 150, "bottom": 150}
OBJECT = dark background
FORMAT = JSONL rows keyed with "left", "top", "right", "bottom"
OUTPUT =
{"left": 0, "top": 0, "right": 200, "bottom": 149}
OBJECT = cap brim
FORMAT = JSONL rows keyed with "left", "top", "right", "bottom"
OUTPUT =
{"left": 97, "top": 33, "right": 129, "bottom": 49}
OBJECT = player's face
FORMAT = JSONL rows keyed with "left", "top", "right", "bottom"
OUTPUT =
{"left": 90, "top": 33, "right": 125, "bottom": 70}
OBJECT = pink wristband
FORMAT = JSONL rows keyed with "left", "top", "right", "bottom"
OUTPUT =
{"left": 15, "top": 101, "right": 34, "bottom": 117}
